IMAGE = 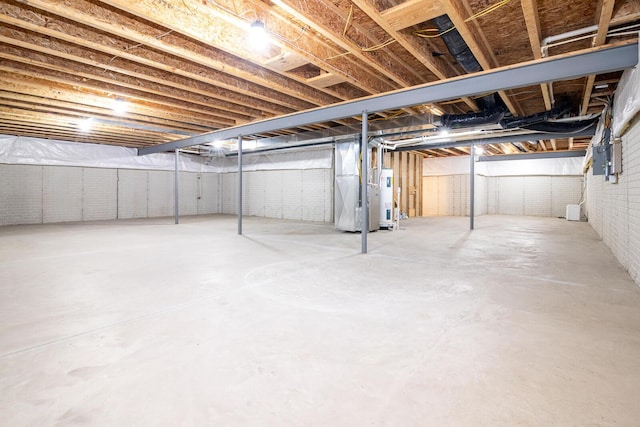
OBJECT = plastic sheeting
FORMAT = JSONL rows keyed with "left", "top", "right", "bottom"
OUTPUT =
{"left": 423, "top": 156, "right": 470, "bottom": 176}
{"left": 477, "top": 157, "right": 583, "bottom": 176}
{"left": 0, "top": 135, "right": 333, "bottom": 172}
{"left": 209, "top": 147, "right": 332, "bottom": 172}
{"left": 613, "top": 65, "right": 640, "bottom": 137}
{"left": 423, "top": 155, "right": 583, "bottom": 177}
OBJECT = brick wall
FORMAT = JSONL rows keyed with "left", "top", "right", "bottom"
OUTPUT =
{"left": 587, "top": 117, "right": 640, "bottom": 285}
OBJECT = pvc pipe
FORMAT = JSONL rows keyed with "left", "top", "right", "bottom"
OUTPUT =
{"left": 541, "top": 25, "right": 598, "bottom": 48}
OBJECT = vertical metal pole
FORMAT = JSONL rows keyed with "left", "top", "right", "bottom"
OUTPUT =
{"left": 361, "top": 111, "right": 368, "bottom": 254}
{"left": 238, "top": 135, "right": 243, "bottom": 235}
{"left": 174, "top": 148, "right": 179, "bottom": 224}
{"left": 470, "top": 143, "right": 475, "bottom": 230}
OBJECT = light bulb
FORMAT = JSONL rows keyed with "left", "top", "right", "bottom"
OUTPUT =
{"left": 248, "top": 20, "right": 269, "bottom": 51}
{"left": 112, "top": 98, "right": 127, "bottom": 115}
{"left": 78, "top": 118, "right": 93, "bottom": 132}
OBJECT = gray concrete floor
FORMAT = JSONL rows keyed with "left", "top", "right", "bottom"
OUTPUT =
{"left": 1, "top": 215, "right": 640, "bottom": 426}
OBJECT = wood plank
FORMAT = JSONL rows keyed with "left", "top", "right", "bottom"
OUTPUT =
{"left": 12, "top": 0, "right": 344, "bottom": 107}
{"left": 351, "top": 0, "right": 479, "bottom": 112}
{"left": 0, "top": 10, "right": 317, "bottom": 115}
{"left": 581, "top": 0, "right": 615, "bottom": 115}
{"left": 380, "top": 0, "right": 445, "bottom": 31}
{"left": 103, "top": 0, "right": 400, "bottom": 98}
{"left": 441, "top": 0, "right": 522, "bottom": 116}
{"left": 401, "top": 152, "right": 409, "bottom": 217}
{"left": 521, "top": 0, "right": 553, "bottom": 110}
{"left": 0, "top": 59, "right": 236, "bottom": 128}
{"left": 417, "top": 153, "right": 423, "bottom": 216}
{"left": 263, "top": 51, "right": 309, "bottom": 72}
{"left": 306, "top": 72, "right": 348, "bottom": 89}
{"left": 0, "top": 85, "right": 213, "bottom": 133}
{"left": 408, "top": 152, "right": 416, "bottom": 217}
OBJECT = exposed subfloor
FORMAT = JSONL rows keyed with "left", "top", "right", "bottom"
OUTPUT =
{"left": 1, "top": 215, "right": 640, "bottom": 426}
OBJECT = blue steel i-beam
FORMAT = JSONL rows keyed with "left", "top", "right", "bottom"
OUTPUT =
{"left": 138, "top": 42, "right": 638, "bottom": 156}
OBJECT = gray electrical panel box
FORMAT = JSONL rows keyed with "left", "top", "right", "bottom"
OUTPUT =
{"left": 592, "top": 145, "right": 607, "bottom": 175}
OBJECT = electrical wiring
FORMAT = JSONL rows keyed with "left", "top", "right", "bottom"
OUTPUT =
{"left": 414, "top": 0, "right": 512, "bottom": 39}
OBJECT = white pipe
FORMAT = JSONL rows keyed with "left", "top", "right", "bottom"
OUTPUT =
{"left": 541, "top": 25, "right": 598, "bottom": 49}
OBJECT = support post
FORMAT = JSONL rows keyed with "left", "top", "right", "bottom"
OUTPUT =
{"left": 470, "top": 144, "right": 475, "bottom": 230}
{"left": 174, "top": 148, "right": 179, "bottom": 225}
{"left": 238, "top": 135, "right": 243, "bottom": 235}
{"left": 361, "top": 111, "right": 368, "bottom": 254}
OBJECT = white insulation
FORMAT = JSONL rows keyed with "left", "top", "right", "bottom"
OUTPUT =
{"left": 423, "top": 155, "right": 583, "bottom": 176}
{"left": 613, "top": 65, "right": 640, "bottom": 137}
{"left": 0, "top": 135, "right": 332, "bottom": 172}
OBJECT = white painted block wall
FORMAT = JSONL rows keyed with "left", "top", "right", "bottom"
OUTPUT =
{"left": 0, "top": 165, "right": 220, "bottom": 226}
{"left": 586, "top": 118, "right": 640, "bottom": 285}
{"left": 219, "top": 169, "right": 333, "bottom": 222}
{"left": 422, "top": 174, "right": 582, "bottom": 218}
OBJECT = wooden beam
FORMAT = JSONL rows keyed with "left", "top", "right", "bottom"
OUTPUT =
{"left": 0, "top": 11, "right": 319, "bottom": 115}
{"left": 550, "top": 139, "right": 557, "bottom": 151}
{"left": 99, "top": 0, "right": 399, "bottom": 97}
{"left": 568, "top": 137, "right": 574, "bottom": 150}
{"left": 441, "top": 0, "right": 522, "bottom": 116}
{"left": 521, "top": 0, "right": 553, "bottom": 110}
{"left": 10, "top": 0, "right": 345, "bottom": 106}
{"left": 306, "top": 72, "right": 347, "bottom": 89}
{"left": 0, "top": 54, "right": 241, "bottom": 127}
{"left": 380, "top": 0, "right": 445, "bottom": 31}
{"left": 0, "top": 63, "right": 240, "bottom": 129}
{"left": 0, "top": 89, "right": 209, "bottom": 133}
{"left": 270, "top": 0, "right": 412, "bottom": 90}
{"left": 581, "top": 0, "right": 616, "bottom": 115}
{"left": 351, "top": 0, "right": 479, "bottom": 112}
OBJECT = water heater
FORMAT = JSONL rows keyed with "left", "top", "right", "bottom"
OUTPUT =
{"left": 379, "top": 168, "right": 394, "bottom": 228}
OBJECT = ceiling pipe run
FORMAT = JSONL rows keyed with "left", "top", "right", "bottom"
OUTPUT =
{"left": 541, "top": 25, "right": 599, "bottom": 55}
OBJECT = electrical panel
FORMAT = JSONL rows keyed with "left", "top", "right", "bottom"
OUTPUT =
{"left": 592, "top": 146, "right": 607, "bottom": 175}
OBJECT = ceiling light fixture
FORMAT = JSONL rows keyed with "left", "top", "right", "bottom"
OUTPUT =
{"left": 112, "top": 98, "right": 128, "bottom": 115}
{"left": 78, "top": 117, "right": 93, "bottom": 132}
{"left": 248, "top": 20, "right": 269, "bottom": 50}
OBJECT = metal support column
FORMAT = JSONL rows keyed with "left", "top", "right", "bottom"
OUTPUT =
{"left": 174, "top": 148, "right": 179, "bottom": 225}
{"left": 361, "top": 111, "right": 368, "bottom": 254}
{"left": 470, "top": 144, "right": 475, "bottom": 230}
{"left": 238, "top": 135, "right": 243, "bottom": 235}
